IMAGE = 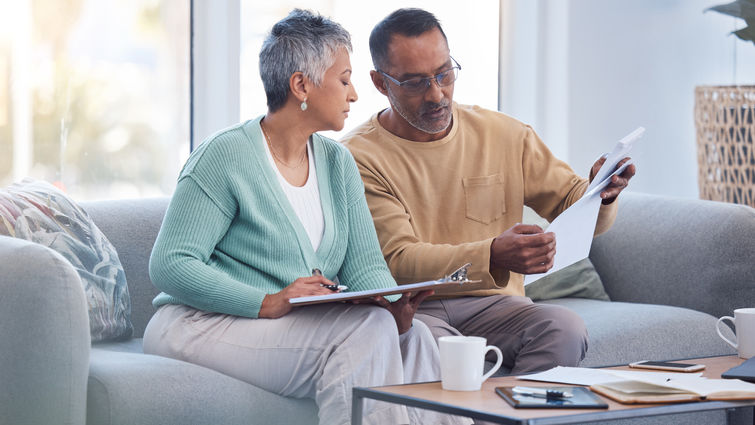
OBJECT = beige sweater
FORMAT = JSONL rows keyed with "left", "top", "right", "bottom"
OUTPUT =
{"left": 342, "top": 103, "right": 617, "bottom": 297}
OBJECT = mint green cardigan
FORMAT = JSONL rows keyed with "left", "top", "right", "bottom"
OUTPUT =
{"left": 149, "top": 116, "right": 397, "bottom": 318}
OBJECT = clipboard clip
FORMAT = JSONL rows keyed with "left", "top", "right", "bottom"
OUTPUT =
{"left": 443, "top": 263, "right": 472, "bottom": 282}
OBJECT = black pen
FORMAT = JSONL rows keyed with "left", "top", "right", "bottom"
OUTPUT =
{"left": 312, "top": 268, "right": 347, "bottom": 292}
{"left": 512, "top": 386, "right": 572, "bottom": 399}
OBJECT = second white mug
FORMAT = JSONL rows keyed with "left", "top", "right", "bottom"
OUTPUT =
{"left": 716, "top": 307, "right": 755, "bottom": 359}
{"left": 438, "top": 335, "right": 503, "bottom": 391}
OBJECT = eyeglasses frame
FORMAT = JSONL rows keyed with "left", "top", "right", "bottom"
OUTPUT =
{"left": 377, "top": 56, "right": 461, "bottom": 95}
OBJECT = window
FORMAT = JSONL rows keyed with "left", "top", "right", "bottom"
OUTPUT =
{"left": 0, "top": 0, "right": 189, "bottom": 200}
{"left": 239, "top": 1, "right": 499, "bottom": 140}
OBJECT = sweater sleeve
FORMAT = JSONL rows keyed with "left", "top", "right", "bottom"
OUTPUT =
{"left": 336, "top": 153, "right": 401, "bottom": 300}
{"left": 149, "top": 175, "right": 268, "bottom": 318}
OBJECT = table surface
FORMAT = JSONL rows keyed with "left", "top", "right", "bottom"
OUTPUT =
{"left": 353, "top": 355, "right": 754, "bottom": 425}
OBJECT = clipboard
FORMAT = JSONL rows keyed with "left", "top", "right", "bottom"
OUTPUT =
{"left": 289, "top": 263, "right": 479, "bottom": 306}
{"left": 722, "top": 356, "right": 755, "bottom": 383}
{"left": 496, "top": 386, "right": 608, "bottom": 409}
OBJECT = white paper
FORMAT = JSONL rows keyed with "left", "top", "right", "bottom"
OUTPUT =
{"left": 518, "top": 366, "right": 702, "bottom": 387}
{"left": 523, "top": 128, "right": 643, "bottom": 286}
{"left": 517, "top": 366, "right": 619, "bottom": 386}
{"left": 523, "top": 193, "right": 603, "bottom": 286}
{"left": 587, "top": 127, "right": 644, "bottom": 193}
{"left": 519, "top": 366, "right": 755, "bottom": 399}
{"left": 607, "top": 370, "right": 755, "bottom": 397}
{"left": 584, "top": 160, "right": 635, "bottom": 199}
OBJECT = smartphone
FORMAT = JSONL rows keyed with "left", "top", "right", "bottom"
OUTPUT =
{"left": 628, "top": 360, "right": 705, "bottom": 372}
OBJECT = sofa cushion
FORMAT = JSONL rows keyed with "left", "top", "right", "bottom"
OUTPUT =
{"left": 93, "top": 338, "right": 145, "bottom": 354}
{"left": 525, "top": 258, "right": 610, "bottom": 301}
{"left": 0, "top": 179, "right": 132, "bottom": 341}
{"left": 539, "top": 298, "right": 736, "bottom": 367}
{"left": 88, "top": 348, "right": 318, "bottom": 425}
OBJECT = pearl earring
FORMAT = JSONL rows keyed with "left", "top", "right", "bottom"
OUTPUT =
{"left": 300, "top": 100, "right": 308, "bottom": 111}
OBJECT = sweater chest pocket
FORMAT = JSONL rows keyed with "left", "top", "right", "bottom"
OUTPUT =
{"left": 462, "top": 174, "right": 506, "bottom": 224}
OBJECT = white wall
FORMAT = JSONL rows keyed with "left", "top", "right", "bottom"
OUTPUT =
{"left": 501, "top": 0, "right": 755, "bottom": 199}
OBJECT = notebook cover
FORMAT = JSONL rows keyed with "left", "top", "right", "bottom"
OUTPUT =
{"left": 722, "top": 357, "right": 755, "bottom": 383}
{"left": 589, "top": 384, "right": 701, "bottom": 404}
{"left": 496, "top": 386, "right": 608, "bottom": 409}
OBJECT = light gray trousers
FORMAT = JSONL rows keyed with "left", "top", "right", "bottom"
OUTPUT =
{"left": 416, "top": 295, "right": 588, "bottom": 374}
{"left": 144, "top": 303, "right": 470, "bottom": 425}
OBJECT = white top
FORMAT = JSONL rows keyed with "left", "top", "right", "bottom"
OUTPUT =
{"left": 262, "top": 137, "right": 324, "bottom": 251}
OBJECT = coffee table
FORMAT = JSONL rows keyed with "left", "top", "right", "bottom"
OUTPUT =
{"left": 352, "top": 355, "right": 755, "bottom": 424}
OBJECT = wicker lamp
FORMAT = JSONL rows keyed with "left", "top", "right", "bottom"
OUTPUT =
{"left": 694, "top": 1, "right": 755, "bottom": 207}
{"left": 694, "top": 86, "right": 754, "bottom": 207}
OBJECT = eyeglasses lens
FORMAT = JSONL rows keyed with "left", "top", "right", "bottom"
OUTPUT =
{"left": 401, "top": 68, "right": 459, "bottom": 95}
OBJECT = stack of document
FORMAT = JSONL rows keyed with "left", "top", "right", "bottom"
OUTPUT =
{"left": 520, "top": 366, "right": 755, "bottom": 404}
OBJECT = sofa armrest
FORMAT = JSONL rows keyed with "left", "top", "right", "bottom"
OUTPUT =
{"left": 0, "top": 236, "right": 90, "bottom": 425}
{"left": 590, "top": 192, "right": 755, "bottom": 319}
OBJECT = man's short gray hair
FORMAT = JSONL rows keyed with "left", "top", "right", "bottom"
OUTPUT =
{"left": 259, "top": 9, "right": 352, "bottom": 112}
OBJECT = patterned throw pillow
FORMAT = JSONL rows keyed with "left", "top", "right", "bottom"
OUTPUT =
{"left": 0, "top": 178, "right": 133, "bottom": 341}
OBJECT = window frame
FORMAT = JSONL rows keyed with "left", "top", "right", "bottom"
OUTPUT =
{"left": 190, "top": 0, "right": 241, "bottom": 148}
{"left": 189, "top": 0, "right": 504, "bottom": 149}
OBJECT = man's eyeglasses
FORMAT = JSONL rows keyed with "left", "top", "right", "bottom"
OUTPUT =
{"left": 378, "top": 57, "right": 461, "bottom": 96}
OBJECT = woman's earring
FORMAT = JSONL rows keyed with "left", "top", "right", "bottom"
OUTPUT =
{"left": 300, "top": 99, "right": 308, "bottom": 111}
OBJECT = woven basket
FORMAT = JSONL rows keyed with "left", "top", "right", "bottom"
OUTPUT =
{"left": 694, "top": 85, "right": 755, "bottom": 207}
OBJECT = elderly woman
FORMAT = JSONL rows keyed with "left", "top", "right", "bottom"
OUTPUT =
{"left": 143, "top": 9, "right": 467, "bottom": 425}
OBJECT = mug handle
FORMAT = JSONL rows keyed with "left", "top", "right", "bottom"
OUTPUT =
{"left": 716, "top": 316, "right": 738, "bottom": 349}
{"left": 481, "top": 345, "right": 503, "bottom": 383}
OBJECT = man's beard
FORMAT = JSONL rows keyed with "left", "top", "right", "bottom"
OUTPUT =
{"left": 387, "top": 87, "right": 451, "bottom": 135}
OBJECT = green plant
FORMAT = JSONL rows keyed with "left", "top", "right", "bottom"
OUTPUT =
{"left": 707, "top": 0, "right": 755, "bottom": 44}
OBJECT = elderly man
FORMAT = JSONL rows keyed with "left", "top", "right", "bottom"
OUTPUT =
{"left": 342, "top": 8, "right": 635, "bottom": 374}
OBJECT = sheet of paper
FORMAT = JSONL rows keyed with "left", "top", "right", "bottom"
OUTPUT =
{"left": 587, "top": 127, "right": 644, "bottom": 193}
{"left": 518, "top": 366, "right": 702, "bottom": 387}
{"left": 607, "top": 370, "right": 755, "bottom": 397}
{"left": 584, "top": 160, "right": 634, "bottom": 199}
{"left": 523, "top": 193, "right": 603, "bottom": 285}
{"left": 517, "top": 366, "right": 619, "bottom": 386}
{"left": 523, "top": 128, "right": 643, "bottom": 286}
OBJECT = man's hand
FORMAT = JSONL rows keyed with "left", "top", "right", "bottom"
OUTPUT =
{"left": 490, "top": 224, "right": 555, "bottom": 275}
{"left": 589, "top": 156, "right": 636, "bottom": 205}
{"left": 259, "top": 276, "right": 336, "bottom": 319}
{"left": 370, "top": 290, "right": 434, "bottom": 334}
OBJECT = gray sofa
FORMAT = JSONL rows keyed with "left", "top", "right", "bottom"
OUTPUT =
{"left": 1, "top": 192, "right": 753, "bottom": 425}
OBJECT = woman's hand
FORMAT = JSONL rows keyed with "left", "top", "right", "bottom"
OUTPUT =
{"left": 259, "top": 276, "right": 337, "bottom": 319}
{"left": 370, "top": 290, "right": 434, "bottom": 334}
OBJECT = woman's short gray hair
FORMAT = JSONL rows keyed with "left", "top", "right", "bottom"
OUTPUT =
{"left": 259, "top": 9, "right": 352, "bottom": 112}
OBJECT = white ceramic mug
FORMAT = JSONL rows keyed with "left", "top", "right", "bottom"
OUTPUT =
{"left": 716, "top": 308, "right": 755, "bottom": 359}
{"left": 438, "top": 336, "right": 503, "bottom": 391}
